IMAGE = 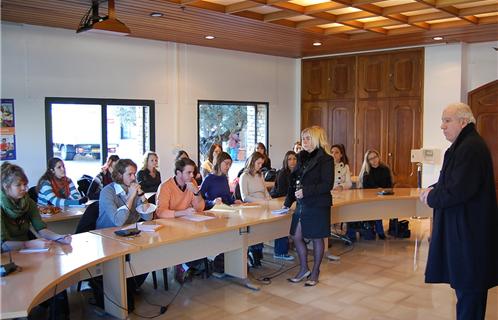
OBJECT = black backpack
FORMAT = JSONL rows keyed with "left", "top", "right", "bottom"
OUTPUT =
{"left": 388, "top": 219, "right": 411, "bottom": 238}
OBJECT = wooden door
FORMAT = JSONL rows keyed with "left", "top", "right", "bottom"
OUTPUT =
{"left": 387, "top": 98, "right": 422, "bottom": 186}
{"left": 468, "top": 80, "right": 498, "bottom": 200}
{"left": 302, "top": 101, "right": 328, "bottom": 130}
{"left": 358, "top": 54, "right": 389, "bottom": 99}
{"left": 355, "top": 100, "right": 389, "bottom": 174}
{"left": 328, "top": 56, "right": 356, "bottom": 100}
{"left": 328, "top": 100, "right": 355, "bottom": 171}
{"left": 302, "top": 60, "right": 329, "bottom": 101}
{"left": 389, "top": 50, "right": 423, "bottom": 98}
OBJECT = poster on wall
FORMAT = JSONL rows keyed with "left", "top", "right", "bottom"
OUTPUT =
{"left": 1, "top": 99, "right": 16, "bottom": 160}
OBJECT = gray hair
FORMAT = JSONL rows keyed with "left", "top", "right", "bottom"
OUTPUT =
{"left": 446, "top": 102, "right": 476, "bottom": 124}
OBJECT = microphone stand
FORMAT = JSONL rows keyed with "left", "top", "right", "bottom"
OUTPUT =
{"left": 1, "top": 244, "right": 19, "bottom": 277}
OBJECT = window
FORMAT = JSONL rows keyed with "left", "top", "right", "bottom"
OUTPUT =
{"left": 198, "top": 100, "right": 268, "bottom": 179}
{"left": 45, "top": 98, "right": 155, "bottom": 183}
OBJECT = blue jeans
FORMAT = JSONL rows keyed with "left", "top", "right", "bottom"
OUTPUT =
{"left": 274, "top": 237, "right": 289, "bottom": 255}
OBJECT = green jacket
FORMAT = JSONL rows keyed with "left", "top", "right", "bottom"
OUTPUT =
{"left": 1, "top": 192, "right": 46, "bottom": 241}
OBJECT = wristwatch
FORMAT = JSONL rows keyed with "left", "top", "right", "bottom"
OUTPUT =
{"left": 193, "top": 191, "right": 200, "bottom": 196}
{"left": 137, "top": 192, "right": 145, "bottom": 197}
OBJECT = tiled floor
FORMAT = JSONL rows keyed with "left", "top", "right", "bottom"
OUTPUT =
{"left": 44, "top": 220, "right": 498, "bottom": 319}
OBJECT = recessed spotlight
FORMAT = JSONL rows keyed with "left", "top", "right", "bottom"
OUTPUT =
{"left": 313, "top": 42, "right": 322, "bottom": 46}
{"left": 433, "top": 36, "right": 443, "bottom": 41}
{"left": 150, "top": 12, "right": 163, "bottom": 17}
{"left": 205, "top": 35, "right": 215, "bottom": 40}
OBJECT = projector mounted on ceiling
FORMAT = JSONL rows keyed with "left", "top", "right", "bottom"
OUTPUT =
{"left": 77, "top": 0, "right": 130, "bottom": 36}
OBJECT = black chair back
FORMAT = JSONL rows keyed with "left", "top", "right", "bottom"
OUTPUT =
{"left": 77, "top": 175, "right": 93, "bottom": 197}
{"left": 28, "top": 186, "right": 38, "bottom": 202}
{"left": 75, "top": 201, "right": 99, "bottom": 233}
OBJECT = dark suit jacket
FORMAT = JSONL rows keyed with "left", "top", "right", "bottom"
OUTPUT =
{"left": 426, "top": 123, "right": 498, "bottom": 290}
{"left": 284, "top": 147, "right": 333, "bottom": 208}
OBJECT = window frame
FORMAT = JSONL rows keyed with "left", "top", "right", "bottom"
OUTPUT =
{"left": 197, "top": 99, "right": 269, "bottom": 164}
{"left": 44, "top": 97, "right": 155, "bottom": 164}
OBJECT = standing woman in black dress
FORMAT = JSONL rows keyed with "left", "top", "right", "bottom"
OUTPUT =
{"left": 284, "top": 126, "right": 334, "bottom": 286}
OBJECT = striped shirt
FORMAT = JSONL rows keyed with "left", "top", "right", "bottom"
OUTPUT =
{"left": 37, "top": 179, "right": 81, "bottom": 207}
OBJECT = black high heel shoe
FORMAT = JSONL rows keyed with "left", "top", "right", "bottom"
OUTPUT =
{"left": 287, "top": 270, "right": 311, "bottom": 283}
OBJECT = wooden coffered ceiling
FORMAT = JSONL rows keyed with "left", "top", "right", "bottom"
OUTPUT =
{"left": 1, "top": 0, "right": 497, "bottom": 58}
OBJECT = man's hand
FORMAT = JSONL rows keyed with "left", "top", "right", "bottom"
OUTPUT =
{"left": 419, "top": 187, "right": 433, "bottom": 205}
{"left": 295, "top": 189, "right": 303, "bottom": 199}
{"left": 185, "top": 181, "right": 199, "bottom": 194}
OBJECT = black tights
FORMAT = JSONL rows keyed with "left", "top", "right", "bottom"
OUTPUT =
{"left": 291, "top": 222, "right": 325, "bottom": 281}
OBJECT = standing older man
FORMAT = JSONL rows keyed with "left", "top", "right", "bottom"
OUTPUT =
{"left": 420, "top": 103, "right": 498, "bottom": 320}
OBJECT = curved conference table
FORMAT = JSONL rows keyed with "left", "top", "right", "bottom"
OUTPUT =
{"left": 1, "top": 188, "right": 430, "bottom": 319}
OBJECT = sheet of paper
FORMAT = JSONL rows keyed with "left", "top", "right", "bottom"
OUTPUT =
{"left": 19, "top": 248, "right": 50, "bottom": 254}
{"left": 271, "top": 208, "right": 290, "bottom": 215}
{"left": 181, "top": 214, "right": 216, "bottom": 222}
{"left": 121, "top": 223, "right": 163, "bottom": 232}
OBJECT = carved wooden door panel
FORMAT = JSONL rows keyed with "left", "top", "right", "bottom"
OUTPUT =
{"left": 302, "top": 101, "right": 328, "bottom": 130}
{"left": 358, "top": 54, "right": 389, "bottom": 99}
{"left": 302, "top": 60, "right": 329, "bottom": 101}
{"left": 388, "top": 98, "right": 422, "bottom": 187}
{"left": 328, "top": 100, "right": 355, "bottom": 172}
{"left": 328, "top": 56, "right": 356, "bottom": 100}
{"left": 389, "top": 50, "right": 422, "bottom": 98}
{"left": 469, "top": 80, "right": 498, "bottom": 200}
{"left": 356, "top": 100, "right": 389, "bottom": 174}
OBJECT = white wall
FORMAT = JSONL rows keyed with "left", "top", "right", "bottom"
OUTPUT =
{"left": 1, "top": 23, "right": 300, "bottom": 183}
{"left": 422, "top": 41, "right": 498, "bottom": 187}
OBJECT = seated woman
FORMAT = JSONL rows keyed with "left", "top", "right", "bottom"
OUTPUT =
{"left": 200, "top": 143, "right": 222, "bottom": 179}
{"left": 269, "top": 151, "right": 297, "bottom": 261}
{"left": 87, "top": 154, "right": 119, "bottom": 200}
{"left": 240, "top": 152, "right": 271, "bottom": 267}
{"left": 37, "top": 157, "right": 87, "bottom": 208}
{"left": 1, "top": 162, "right": 71, "bottom": 319}
{"left": 200, "top": 152, "right": 242, "bottom": 210}
{"left": 255, "top": 142, "right": 272, "bottom": 172}
{"left": 175, "top": 149, "right": 202, "bottom": 185}
{"left": 96, "top": 159, "right": 152, "bottom": 311}
{"left": 349, "top": 149, "right": 392, "bottom": 241}
{"left": 137, "top": 151, "right": 161, "bottom": 193}
{"left": 328, "top": 144, "right": 352, "bottom": 260}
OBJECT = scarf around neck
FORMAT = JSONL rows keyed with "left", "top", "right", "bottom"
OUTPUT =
{"left": 0, "top": 191, "right": 31, "bottom": 220}
{"left": 50, "top": 177, "right": 70, "bottom": 198}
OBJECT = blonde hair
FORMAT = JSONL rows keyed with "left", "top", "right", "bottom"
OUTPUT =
{"left": 301, "top": 126, "right": 331, "bottom": 155}
{"left": 142, "top": 151, "right": 159, "bottom": 171}
{"left": 358, "top": 149, "right": 390, "bottom": 188}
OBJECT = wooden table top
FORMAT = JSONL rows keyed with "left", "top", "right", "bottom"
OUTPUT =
{"left": 40, "top": 200, "right": 98, "bottom": 223}
{"left": 90, "top": 199, "right": 290, "bottom": 249}
{"left": 331, "top": 188, "right": 423, "bottom": 208}
{"left": 0, "top": 232, "right": 137, "bottom": 319}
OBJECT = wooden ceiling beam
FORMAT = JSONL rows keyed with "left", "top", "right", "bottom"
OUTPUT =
{"left": 408, "top": 11, "right": 451, "bottom": 23}
{"left": 323, "top": 25, "right": 355, "bottom": 35}
{"left": 364, "top": 19, "right": 401, "bottom": 29}
{"left": 336, "top": 11, "right": 376, "bottom": 22}
{"left": 304, "top": 2, "right": 347, "bottom": 15}
{"left": 225, "top": 1, "right": 262, "bottom": 14}
{"left": 296, "top": 18, "right": 333, "bottom": 29}
{"left": 459, "top": 4, "right": 498, "bottom": 17}
{"left": 352, "top": 0, "right": 386, "bottom": 4}
{"left": 435, "top": 0, "right": 479, "bottom": 8}
{"left": 413, "top": 0, "right": 477, "bottom": 24}
{"left": 264, "top": 10, "right": 302, "bottom": 22}
{"left": 382, "top": 2, "right": 430, "bottom": 15}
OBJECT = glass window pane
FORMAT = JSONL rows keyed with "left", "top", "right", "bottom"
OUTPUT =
{"left": 107, "top": 105, "right": 151, "bottom": 166}
{"left": 51, "top": 103, "right": 102, "bottom": 184}
{"left": 198, "top": 101, "right": 268, "bottom": 181}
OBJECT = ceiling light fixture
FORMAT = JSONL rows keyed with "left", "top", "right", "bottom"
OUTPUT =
{"left": 205, "top": 35, "right": 215, "bottom": 40}
{"left": 150, "top": 12, "right": 163, "bottom": 17}
{"left": 77, "top": 0, "right": 130, "bottom": 36}
{"left": 433, "top": 36, "right": 444, "bottom": 41}
{"left": 313, "top": 42, "right": 322, "bottom": 46}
